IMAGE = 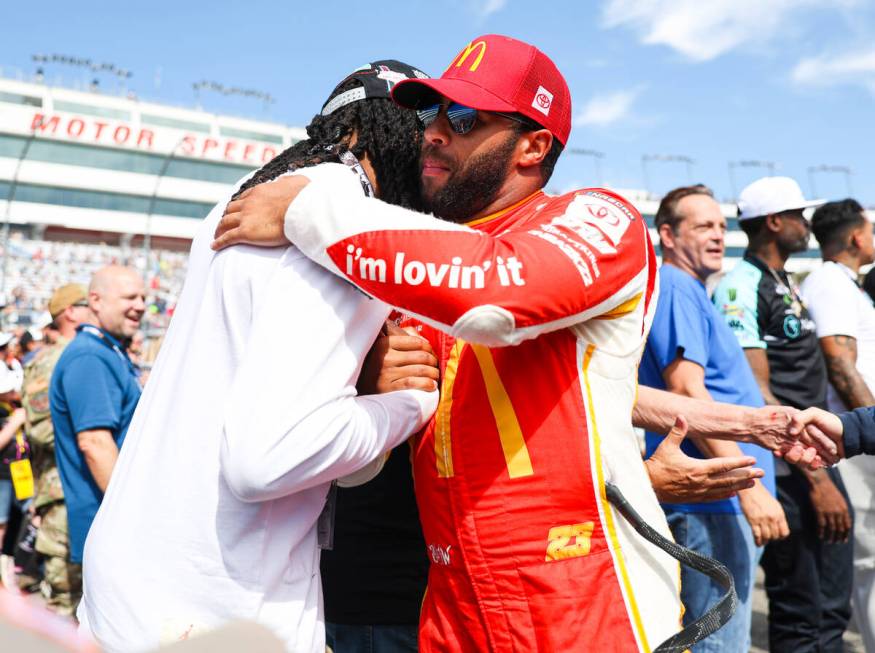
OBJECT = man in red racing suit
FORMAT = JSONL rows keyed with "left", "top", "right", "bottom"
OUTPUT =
{"left": 219, "top": 34, "right": 684, "bottom": 651}
{"left": 285, "top": 174, "right": 682, "bottom": 652}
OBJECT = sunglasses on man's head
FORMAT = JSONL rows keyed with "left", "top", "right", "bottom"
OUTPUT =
{"left": 416, "top": 102, "right": 538, "bottom": 135}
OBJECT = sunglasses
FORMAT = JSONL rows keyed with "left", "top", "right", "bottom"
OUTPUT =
{"left": 416, "top": 102, "right": 537, "bottom": 135}
{"left": 417, "top": 102, "right": 478, "bottom": 134}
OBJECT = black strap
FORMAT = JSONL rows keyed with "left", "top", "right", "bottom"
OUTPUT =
{"left": 604, "top": 482, "right": 737, "bottom": 652}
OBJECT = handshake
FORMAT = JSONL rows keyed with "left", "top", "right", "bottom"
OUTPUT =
{"left": 786, "top": 405, "right": 873, "bottom": 462}
{"left": 637, "top": 389, "right": 849, "bottom": 510}
{"left": 741, "top": 404, "right": 843, "bottom": 468}
{"left": 359, "top": 324, "right": 852, "bottom": 510}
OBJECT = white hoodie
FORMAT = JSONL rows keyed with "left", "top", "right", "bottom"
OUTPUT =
{"left": 79, "top": 163, "right": 437, "bottom": 652}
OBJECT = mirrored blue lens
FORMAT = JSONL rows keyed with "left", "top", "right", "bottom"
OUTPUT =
{"left": 416, "top": 104, "right": 441, "bottom": 128}
{"left": 445, "top": 104, "right": 477, "bottom": 134}
{"left": 416, "top": 103, "right": 478, "bottom": 135}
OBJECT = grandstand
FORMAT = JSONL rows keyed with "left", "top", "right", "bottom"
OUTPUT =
{"left": 0, "top": 72, "right": 836, "bottom": 329}
{"left": 0, "top": 73, "right": 305, "bottom": 327}
{"left": 0, "top": 74, "right": 305, "bottom": 245}
{"left": 0, "top": 234, "right": 187, "bottom": 332}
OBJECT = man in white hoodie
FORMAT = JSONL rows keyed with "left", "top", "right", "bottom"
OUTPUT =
{"left": 78, "top": 61, "right": 438, "bottom": 652}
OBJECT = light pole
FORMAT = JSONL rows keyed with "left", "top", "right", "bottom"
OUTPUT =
{"left": 807, "top": 164, "right": 853, "bottom": 198}
{"left": 1, "top": 119, "right": 44, "bottom": 324}
{"left": 567, "top": 148, "right": 606, "bottom": 187}
{"left": 727, "top": 160, "right": 776, "bottom": 200}
{"left": 641, "top": 154, "right": 695, "bottom": 197}
{"left": 142, "top": 137, "right": 186, "bottom": 276}
{"left": 192, "top": 80, "right": 275, "bottom": 113}
{"left": 31, "top": 54, "right": 132, "bottom": 93}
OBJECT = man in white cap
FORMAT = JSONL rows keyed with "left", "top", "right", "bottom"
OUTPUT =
{"left": 713, "top": 177, "right": 853, "bottom": 651}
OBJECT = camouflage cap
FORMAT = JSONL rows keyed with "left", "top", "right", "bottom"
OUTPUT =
{"left": 48, "top": 284, "right": 88, "bottom": 319}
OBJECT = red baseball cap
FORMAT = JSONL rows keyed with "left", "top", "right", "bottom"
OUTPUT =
{"left": 392, "top": 34, "right": 572, "bottom": 145}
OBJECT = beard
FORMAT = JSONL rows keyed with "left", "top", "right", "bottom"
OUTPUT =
{"left": 420, "top": 132, "right": 517, "bottom": 223}
{"left": 779, "top": 230, "right": 810, "bottom": 254}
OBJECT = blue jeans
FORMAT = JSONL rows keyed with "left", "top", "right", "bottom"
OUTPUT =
{"left": 0, "top": 480, "right": 14, "bottom": 525}
{"left": 326, "top": 623, "right": 418, "bottom": 653}
{"left": 666, "top": 510, "right": 760, "bottom": 652}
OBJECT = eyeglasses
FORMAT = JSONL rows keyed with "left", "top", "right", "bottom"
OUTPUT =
{"left": 416, "top": 102, "right": 538, "bottom": 135}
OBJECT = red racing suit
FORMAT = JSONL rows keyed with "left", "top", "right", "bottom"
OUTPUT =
{"left": 285, "top": 163, "right": 683, "bottom": 652}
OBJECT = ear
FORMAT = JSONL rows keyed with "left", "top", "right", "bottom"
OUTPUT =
{"left": 765, "top": 213, "right": 783, "bottom": 234}
{"left": 849, "top": 225, "right": 863, "bottom": 251}
{"left": 658, "top": 223, "right": 676, "bottom": 251}
{"left": 88, "top": 290, "right": 100, "bottom": 314}
{"left": 516, "top": 129, "right": 552, "bottom": 170}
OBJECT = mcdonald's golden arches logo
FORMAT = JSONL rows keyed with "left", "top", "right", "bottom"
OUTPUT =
{"left": 447, "top": 40, "right": 487, "bottom": 73}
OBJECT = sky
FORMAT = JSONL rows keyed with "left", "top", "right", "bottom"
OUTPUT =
{"left": 3, "top": 0, "right": 873, "bottom": 204}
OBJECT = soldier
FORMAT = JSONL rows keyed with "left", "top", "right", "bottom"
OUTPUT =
{"left": 21, "top": 284, "right": 91, "bottom": 617}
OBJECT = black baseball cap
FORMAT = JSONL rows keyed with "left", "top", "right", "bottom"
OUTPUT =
{"left": 321, "top": 60, "right": 430, "bottom": 116}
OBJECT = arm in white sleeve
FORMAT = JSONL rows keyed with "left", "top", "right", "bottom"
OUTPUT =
{"left": 218, "top": 243, "right": 437, "bottom": 503}
{"left": 222, "top": 389, "right": 435, "bottom": 502}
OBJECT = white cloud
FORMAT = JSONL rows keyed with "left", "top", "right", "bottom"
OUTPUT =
{"left": 476, "top": 0, "right": 506, "bottom": 17}
{"left": 574, "top": 88, "right": 642, "bottom": 127}
{"left": 601, "top": 0, "right": 858, "bottom": 61}
{"left": 792, "top": 47, "right": 875, "bottom": 93}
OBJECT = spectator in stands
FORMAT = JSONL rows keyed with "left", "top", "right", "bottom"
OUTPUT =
{"left": 17, "top": 331, "right": 41, "bottom": 366}
{"left": 42, "top": 322, "right": 62, "bottom": 347}
{"left": 49, "top": 266, "right": 144, "bottom": 583}
{"left": 21, "top": 284, "right": 91, "bottom": 616}
{"left": 639, "top": 184, "right": 786, "bottom": 651}
{"left": 803, "top": 199, "right": 875, "bottom": 650}
{"left": 0, "top": 335, "right": 23, "bottom": 396}
{"left": 0, "top": 236, "right": 186, "bottom": 334}
{"left": 10, "top": 287, "right": 25, "bottom": 310}
{"left": 125, "top": 330, "right": 146, "bottom": 382}
{"left": 713, "top": 177, "right": 853, "bottom": 651}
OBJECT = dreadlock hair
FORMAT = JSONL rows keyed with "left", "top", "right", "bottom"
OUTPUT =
{"left": 232, "top": 79, "right": 423, "bottom": 210}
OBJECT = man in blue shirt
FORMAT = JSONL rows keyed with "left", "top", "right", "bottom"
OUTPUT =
{"left": 50, "top": 265, "right": 144, "bottom": 576}
{"left": 639, "top": 185, "right": 786, "bottom": 652}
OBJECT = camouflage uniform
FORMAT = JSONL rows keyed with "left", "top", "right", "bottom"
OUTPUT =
{"left": 21, "top": 338, "right": 82, "bottom": 617}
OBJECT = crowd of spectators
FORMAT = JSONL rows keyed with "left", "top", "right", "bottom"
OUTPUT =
{"left": 0, "top": 234, "right": 186, "bottom": 334}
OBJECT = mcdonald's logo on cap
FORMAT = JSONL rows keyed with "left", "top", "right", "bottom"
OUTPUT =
{"left": 448, "top": 40, "right": 487, "bottom": 73}
{"left": 391, "top": 34, "right": 572, "bottom": 145}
